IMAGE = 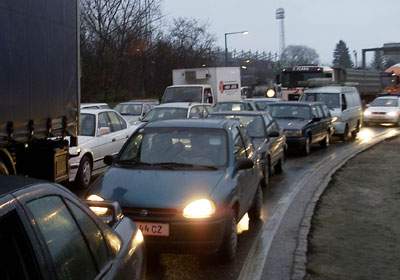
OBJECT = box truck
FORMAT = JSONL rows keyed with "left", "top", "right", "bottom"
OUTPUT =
{"left": 0, "top": 1, "right": 80, "bottom": 181}
{"left": 161, "top": 67, "right": 242, "bottom": 104}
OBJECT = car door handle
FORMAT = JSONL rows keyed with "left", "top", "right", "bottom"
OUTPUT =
{"left": 112, "top": 138, "right": 116, "bottom": 142}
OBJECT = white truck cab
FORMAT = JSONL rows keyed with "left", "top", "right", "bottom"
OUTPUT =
{"left": 161, "top": 67, "right": 242, "bottom": 105}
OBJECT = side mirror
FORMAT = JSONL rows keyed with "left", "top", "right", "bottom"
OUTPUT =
{"left": 341, "top": 104, "right": 347, "bottom": 111}
{"left": 98, "top": 127, "right": 111, "bottom": 136}
{"left": 312, "top": 117, "right": 321, "bottom": 122}
{"left": 235, "top": 158, "right": 254, "bottom": 170}
{"left": 268, "top": 131, "right": 280, "bottom": 138}
{"left": 86, "top": 200, "right": 123, "bottom": 227}
{"left": 104, "top": 155, "right": 115, "bottom": 166}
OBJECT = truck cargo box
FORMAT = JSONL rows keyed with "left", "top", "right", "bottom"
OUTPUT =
{"left": 0, "top": 1, "right": 79, "bottom": 144}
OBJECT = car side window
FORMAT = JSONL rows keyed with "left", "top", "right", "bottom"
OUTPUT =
{"left": 66, "top": 201, "right": 110, "bottom": 271}
{"left": 321, "top": 105, "right": 331, "bottom": 117}
{"left": 26, "top": 196, "right": 97, "bottom": 280}
{"left": 116, "top": 113, "right": 127, "bottom": 130}
{"left": 98, "top": 112, "right": 110, "bottom": 130}
{"left": 107, "top": 112, "right": 124, "bottom": 132}
{"left": 315, "top": 106, "right": 324, "bottom": 118}
{"left": 342, "top": 94, "right": 348, "bottom": 110}
{"left": 246, "top": 103, "right": 254, "bottom": 111}
{"left": 189, "top": 106, "right": 202, "bottom": 118}
{"left": 204, "top": 88, "right": 213, "bottom": 104}
{"left": 0, "top": 210, "right": 41, "bottom": 279}
{"left": 233, "top": 128, "right": 247, "bottom": 160}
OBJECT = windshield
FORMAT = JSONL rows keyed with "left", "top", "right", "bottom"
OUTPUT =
{"left": 214, "top": 102, "right": 249, "bottom": 112}
{"left": 282, "top": 72, "right": 327, "bottom": 88}
{"left": 370, "top": 98, "right": 399, "bottom": 107}
{"left": 210, "top": 115, "right": 265, "bottom": 138}
{"left": 303, "top": 93, "right": 340, "bottom": 109}
{"left": 79, "top": 114, "right": 96, "bottom": 136}
{"left": 162, "top": 87, "right": 202, "bottom": 103}
{"left": 143, "top": 108, "right": 188, "bottom": 122}
{"left": 269, "top": 105, "right": 311, "bottom": 120}
{"left": 119, "top": 128, "right": 228, "bottom": 168}
{"left": 114, "top": 104, "right": 143, "bottom": 115}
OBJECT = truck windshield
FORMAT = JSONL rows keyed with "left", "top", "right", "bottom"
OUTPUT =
{"left": 269, "top": 105, "right": 312, "bottom": 120}
{"left": 162, "top": 87, "right": 202, "bottom": 103}
{"left": 303, "top": 93, "right": 340, "bottom": 109}
{"left": 115, "top": 104, "right": 143, "bottom": 116}
{"left": 79, "top": 114, "right": 96, "bottom": 136}
{"left": 119, "top": 128, "right": 228, "bottom": 168}
{"left": 143, "top": 108, "right": 188, "bottom": 122}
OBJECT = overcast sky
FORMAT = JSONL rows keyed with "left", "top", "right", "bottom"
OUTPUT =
{"left": 163, "top": 0, "right": 399, "bottom": 65}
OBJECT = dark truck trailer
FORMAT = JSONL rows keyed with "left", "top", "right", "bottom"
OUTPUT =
{"left": 0, "top": 1, "right": 79, "bottom": 181}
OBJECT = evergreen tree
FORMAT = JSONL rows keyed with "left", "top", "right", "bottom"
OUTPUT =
{"left": 371, "top": 50, "right": 384, "bottom": 70}
{"left": 332, "top": 40, "right": 353, "bottom": 68}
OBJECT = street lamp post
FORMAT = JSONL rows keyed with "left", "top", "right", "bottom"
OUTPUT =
{"left": 224, "top": 31, "right": 248, "bottom": 66}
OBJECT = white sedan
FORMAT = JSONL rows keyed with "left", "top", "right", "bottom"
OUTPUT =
{"left": 69, "top": 109, "right": 138, "bottom": 188}
{"left": 364, "top": 96, "right": 400, "bottom": 126}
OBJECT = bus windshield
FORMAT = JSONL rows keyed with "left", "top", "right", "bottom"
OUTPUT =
{"left": 281, "top": 72, "right": 330, "bottom": 88}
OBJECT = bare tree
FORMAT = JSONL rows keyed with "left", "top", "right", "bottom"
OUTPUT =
{"left": 281, "top": 45, "right": 320, "bottom": 67}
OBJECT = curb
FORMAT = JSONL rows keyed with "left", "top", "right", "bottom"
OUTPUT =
{"left": 290, "top": 132, "right": 400, "bottom": 280}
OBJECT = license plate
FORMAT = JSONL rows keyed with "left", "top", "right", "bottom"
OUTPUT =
{"left": 136, "top": 222, "right": 170, "bottom": 237}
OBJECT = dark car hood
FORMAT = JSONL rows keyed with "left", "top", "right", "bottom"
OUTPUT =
{"left": 90, "top": 167, "right": 226, "bottom": 209}
{"left": 275, "top": 118, "right": 311, "bottom": 130}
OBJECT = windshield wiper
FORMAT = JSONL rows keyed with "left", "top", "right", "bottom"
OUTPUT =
{"left": 152, "top": 162, "right": 218, "bottom": 170}
{"left": 116, "top": 159, "right": 153, "bottom": 166}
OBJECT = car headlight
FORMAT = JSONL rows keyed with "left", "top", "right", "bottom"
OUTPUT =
{"left": 364, "top": 111, "right": 371, "bottom": 117}
{"left": 87, "top": 194, "right": 108, "bottom": 215}
{"left": 387, "top": 111, "right": 398, "bottom": 117}
{"left": 266, "top": 89, "right": 276, "bottom": 98}
{"left": 284, "top": 130, "right": 303, "bottom": 137}
{"left": 183, "top": 199, "right": 216, "bottom": 219}
{"left": 331, "top": 116, "right": 339, "bottom": 123}
{"left": 69, "top": 147, "right": 81, "bottom": 157}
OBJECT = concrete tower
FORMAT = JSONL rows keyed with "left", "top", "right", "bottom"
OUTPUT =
{"left": 276, "top": 8, "right": 286, "bottom": 57}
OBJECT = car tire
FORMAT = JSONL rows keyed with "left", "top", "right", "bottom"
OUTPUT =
{"left": 320, "top": 133, "right": 330, "bottom": 148}
{"left": 248, "top": 185, "right": 263, "bottom": 222}
{"left": 0, "top": 160, "right": 9, "bottom": 175}
{"left": 302, "top": 136, "right": 311, "bottom": 156}
{"left": 218, "top": 210, "right": 238, "bottom": 263}
{"left": 340, "top": 125, "right": 350, "bottom": 142}
{"left": 274, "top": 158, "right": 283, "bottom": 175}
{"left": 75, "top": 155, "right": 92, "bottom": 189}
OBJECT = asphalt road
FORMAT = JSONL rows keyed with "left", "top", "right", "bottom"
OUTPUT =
{"left": 145, "top": 126, "right": 400, "bottom": 280}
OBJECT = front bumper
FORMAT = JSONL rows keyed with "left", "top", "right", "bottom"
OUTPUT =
{"left": 364, "top": 115, "right": 399, "bottom": 124}
{"left": 286, "top": 136, "right": 307, "bottom": 148}
{"left": 68, "top": 157, "right": 81, "bottom": 182}
{"left": 127, "top": 215, "right": 228, "bottom": 254}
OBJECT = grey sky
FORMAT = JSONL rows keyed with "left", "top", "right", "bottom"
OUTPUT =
{"left": 163, "top": 0, "right": 399, "bottom": 65}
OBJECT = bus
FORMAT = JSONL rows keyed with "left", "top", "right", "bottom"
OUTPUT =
{"left": 278, "top": 66, "right": 334, "bottom": 101}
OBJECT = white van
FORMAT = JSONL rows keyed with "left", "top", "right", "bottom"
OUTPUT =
{"left": 301, "top": 86, "right": 363, "bottom": 140}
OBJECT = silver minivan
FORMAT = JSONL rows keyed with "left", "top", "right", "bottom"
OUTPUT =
{"left": 301, "top": 86, "right": 362, "bottom": 141}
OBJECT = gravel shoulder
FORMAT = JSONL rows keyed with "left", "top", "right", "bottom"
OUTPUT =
{"left": 305, "top": 136, "right": 400, "bottom": 280}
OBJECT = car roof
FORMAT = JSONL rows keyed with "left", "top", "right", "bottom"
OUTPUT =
{"left": 268, "top": 101, "right": 322, "bottom": 106}
{"left": 0, "top": 176, "right": 47, "bottom": 197}
{"left": 246, "top": 98, "right": 282, "bottom": 102}
{"left": 217, "top": 101, "right": 249, "bottom": 104}
{"left": 155, "top": 102, "right": 204, "bottom": 109}
{"left": 81, "top": 103, "right": 108, "bottom": 107}
{"left": 304, "top": 86, "right": 356, "bottom": 93}
{"left": 80, "top": 108, "right": 118, "bottom": 114}
{"left": 210, "top": 111, "right": 270, "bottom": 117}
{"left": 144, "top": 118, "right": 237, "bottom": 130}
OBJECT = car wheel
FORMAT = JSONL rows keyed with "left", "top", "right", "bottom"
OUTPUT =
{"left": 340, "top": 125, "right": 350, "bottom": 142}
{"left": 218, "top": 210, "right": 238, "bottom": 263}
{"left": 261, "top": 161, "right": 270, "bottom": 188}
{"left": 274, "top": 158, "right": 283, "bottom": 174}
{"left": 0, "top": 160, "right": 9, "bottom": 175}
{"left": 302, "top": 136, "right": 311, "bottom": 156}
{"left": 320, "top": 133, "right": 330, "bottom": 148}
{"left": 248, "top": 185, "right": 263, "bottom": 222}
{"left": 75, "top": 155, "right": 92, "bottom": 189}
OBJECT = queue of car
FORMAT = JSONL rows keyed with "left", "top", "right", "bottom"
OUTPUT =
{"left": 5, "top": 85, "right": 392, "bottom": 278}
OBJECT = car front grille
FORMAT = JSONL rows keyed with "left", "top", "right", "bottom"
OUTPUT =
{"left": 123, "top": 207, "right": 179, "bottom": 219}
{"left": 372, "top": 112, "right": 386, "bottom": 115}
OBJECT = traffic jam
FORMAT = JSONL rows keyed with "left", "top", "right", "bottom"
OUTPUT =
{"left": 1, "top": 1, "right": 400, "bottom": 280}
